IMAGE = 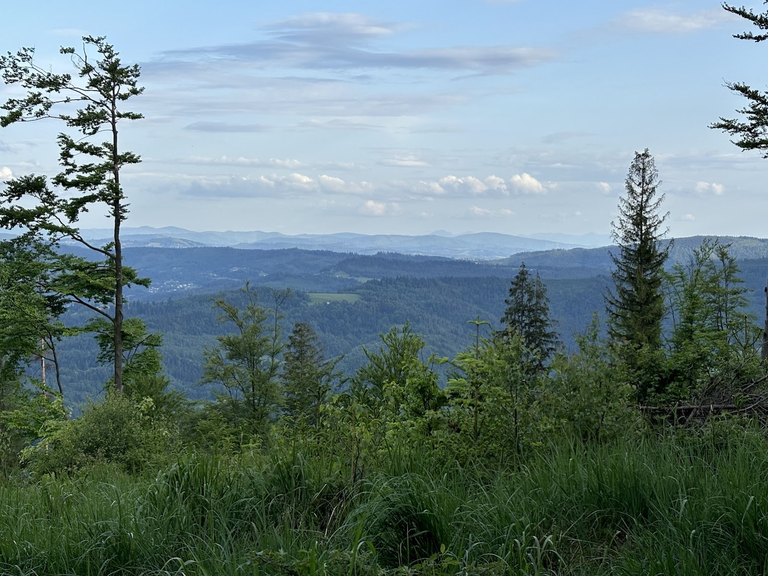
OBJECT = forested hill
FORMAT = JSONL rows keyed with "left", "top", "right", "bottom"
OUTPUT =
{"left": 51, "top": 237, "right": 768, "bottom": 409}
{"left": 73, "top": 227, "right": 590, "bottom": 258}
{"left": 495, "top": 236, "right": 768, "bottom": 272}
{"left": 58, "top": 274, "right": 614, "bottom": 408}
{"left": 110, "top": 247, "right": 527, "bottom": 301}
{"left": 58, "top": 258, "right": 768, "bottom": 409}
{"left": 85, "top": 234, "right": 768, "bottom": 302}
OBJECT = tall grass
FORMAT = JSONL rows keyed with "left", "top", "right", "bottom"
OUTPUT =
{"left": 3, "top": 429, "right": 768, "bottom": 574}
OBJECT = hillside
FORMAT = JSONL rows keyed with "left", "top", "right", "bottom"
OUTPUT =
{"left": 496, "top": 236, "right": 768, "bottom": 272}
{"left": 42, "top": 235, "right": 768, "bottom": 408}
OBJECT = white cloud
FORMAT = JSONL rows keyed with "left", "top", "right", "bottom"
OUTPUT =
{"left": 695, "top": 181, "right": 725, "bottom": 195}
{"left": 466, "top": 206, "right": 515, "bottom": 218}
{"left": 469, "top": 206, "right": 492, "bottom": 217}
{"left": 439, "top": 175, "right": 488, "bottom": 195}
{"left": 269, "top": 158, "right": 305, "bottom": 169}
{"left": 619, "top": 9, "right": 728, "bottom": 35}
{"left": 510, "top": 173, "right": 546, "bottom": 194}
{"left": 318, "top": 175, "right": 373, "bottom": 194}
{"left": 598, "top": 182, "right": 612, "bottom": 195}
{"left": 382, "top": 156, "right": 431, "bottom": 167}
{"left": 180, "top": 172, "right": 320, "bottom": 198}
{"left": 484, "top": 175, "right": 509, "bottom": 194}
{"left": 682, "top": 213, "right": 696, "bottom": 221}
{"left": 283, "top": 173, "right": 318, "bottom": 191}
{"left": 268, "top": 12, "right": 403, "bottom": 44}
{"left": 412, "top": 180, "right": 447, "bottom": 196}
{"left": 0, "top": 167, "right": 12, "bottom": 181}
{"left": 175, "top": 156, "right": 305, "bottom": 168}
{"left": 161, "top": 14, "right": 557, "bottom": 76}
{"left": 406, "top": 174, "right": 517, "bottom": 198}
{"left": 360, "top": 200, "right": 401, "bottom": 216}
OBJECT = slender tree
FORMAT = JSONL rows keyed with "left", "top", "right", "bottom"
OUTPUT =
{"left": 200, "top": 283, "right": 287, "bottom": 437}
{"left": 665, "top": 239, "right": 760, "bottom": 398}
{"left": 0, "top": 36, "right": 144, "bottom": 392}
{"left": 281, "top": 321, "right": 341, "bottom": 427}
{"left": 352, "top": 321, "right": 427, "bottom": 404}
{"left": 606, "top": 149, "right": 670, "bottom": 352}
{"left": 498, "top": 263, "right": 558, "bottom": 374}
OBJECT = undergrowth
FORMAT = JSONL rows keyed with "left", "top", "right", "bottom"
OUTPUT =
{"left": 3, "top": 429, "right": 768, "bottom": 575}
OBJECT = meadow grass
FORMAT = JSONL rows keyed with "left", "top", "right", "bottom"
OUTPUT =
{"left": 307, "top": 293, "right": 362, "bottom": 305}
{"left": 3, "top": 428, "right": 768, "bottom": 574}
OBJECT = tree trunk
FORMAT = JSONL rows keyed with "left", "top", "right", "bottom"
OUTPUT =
{"left": 114, "top": 212, "right": 123, "bottom": 392}
{"left": 112, "top": 98, "right": 123, "bottom": 393}
{"left": 762, "top": 278, "right": 768, "bottom": 361}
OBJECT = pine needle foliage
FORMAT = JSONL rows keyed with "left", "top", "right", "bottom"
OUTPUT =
{"left": 281, "top": 321, "right": 341, "bottom": 427}
{"left": 711, "top": 3, "right": 768, "bottom": 155}
{"left": 606, "top": 149, "right": 670, "bottom": 352}
{"left": 499, "top": 263, "right": 559, "bottom": 373}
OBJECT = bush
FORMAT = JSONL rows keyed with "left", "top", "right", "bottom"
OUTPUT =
{"left": 23, "top": 392, "right": 176, "bottom": 475}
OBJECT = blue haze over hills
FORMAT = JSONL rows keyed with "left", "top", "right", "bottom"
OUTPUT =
{"left": 74, "top": 226, "right": 613, "bottom": 259}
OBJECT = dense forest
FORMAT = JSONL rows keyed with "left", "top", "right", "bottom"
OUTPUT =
{"left": 2, "top": 13, "right": 768, "bottom": 575}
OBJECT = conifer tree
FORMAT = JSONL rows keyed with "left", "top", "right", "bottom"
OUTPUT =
{"left": 665, "top": 239, "right": 761, "bottom": 398}
{"left": 606, "top": 149, "right": 670, "bottom": 353}
{"left": 499, "top": 263, "right": 558, "bottom": 374}
{"left": 710, "top": 3, "right": 768, "bottom": 361}
{"left": 712, "top": 3, "right": 768, "bottom": 155}
{"left": 281, "top": 322, "right": 340, "bottom": 427}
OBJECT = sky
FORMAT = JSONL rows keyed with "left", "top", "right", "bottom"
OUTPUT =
{"left": 1, "top": 0, "right": 767, "bottom": 238}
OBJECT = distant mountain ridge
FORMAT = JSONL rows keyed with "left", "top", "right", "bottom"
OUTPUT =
{"left": 496, "top": 236, "right": 768, "bottom": 271}
{"left": 74, "top": 226, "right": 601, "bottom": 259}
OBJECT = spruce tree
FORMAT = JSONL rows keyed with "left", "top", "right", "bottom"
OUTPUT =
{"left": 710, "top": 3, "right": 768, "bottom": 361}
{"left": 499, "top": 263, "right": 558, "bottom": 373}
{"left": 711, "top": 3, "right": 768, "bottom": 155}
{"left": 607, "top": 149, "right": 670, "bottom": 401}
{"left": 281, "top": 322, "right": 340, "bottom": 427}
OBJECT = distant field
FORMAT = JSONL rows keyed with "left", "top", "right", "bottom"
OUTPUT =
{"left": 332, "top": 271, "right": 373, "bottom": 283}
{"left": 307, "top": 293, "right": 361, "bottom": 305}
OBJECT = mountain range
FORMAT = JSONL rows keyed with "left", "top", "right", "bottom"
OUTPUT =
{"left": 71, "top": 226, "right": 612, "bottom": 259}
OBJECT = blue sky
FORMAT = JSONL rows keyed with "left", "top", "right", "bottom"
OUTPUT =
{"left": 1, "top": 0, "right": 767, "bottom": 238}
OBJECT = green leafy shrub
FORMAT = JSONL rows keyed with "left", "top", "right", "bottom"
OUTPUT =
{"left": 24, "top": 392, "right": 175, "bottom": 475}
{"left": 541, "top": 317, "right": 641, "bottom": 443}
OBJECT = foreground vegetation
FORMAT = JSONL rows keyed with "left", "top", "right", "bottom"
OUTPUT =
{"left": 5, "top": 428, "right": 768, "bottom": 575}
